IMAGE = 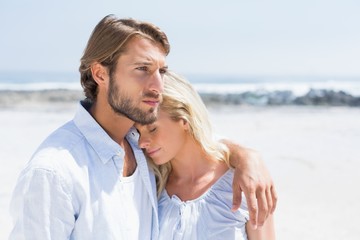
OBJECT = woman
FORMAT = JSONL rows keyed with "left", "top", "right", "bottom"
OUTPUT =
{"left": 135, "top": 71, "right": 275, "bottom": 239}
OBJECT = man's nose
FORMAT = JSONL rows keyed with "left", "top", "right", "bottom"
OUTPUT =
{"left": 148, "top": 71, "right": 164, "bottom": 94}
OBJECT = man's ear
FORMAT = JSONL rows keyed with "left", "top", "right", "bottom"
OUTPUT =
{"left": 90, "top": 63, "right": 109, "bottom": 86}
{"left": 181, "top": 118, "right": 190, "bottom": 131}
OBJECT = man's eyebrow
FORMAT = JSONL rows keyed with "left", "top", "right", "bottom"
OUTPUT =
{"left": 132, "top": 62, "right": 168, "bottom": 69}
{"left": 133, "top": 61, "right": 153, "bottom": 66}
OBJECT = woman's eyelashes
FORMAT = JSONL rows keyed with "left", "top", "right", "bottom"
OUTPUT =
{"left": 149, "top": 126, "right": 157, "bottom": 133}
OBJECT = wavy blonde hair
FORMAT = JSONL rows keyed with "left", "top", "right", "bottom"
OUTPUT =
{"left": 149, "top": 71, "right": 230, "bottom": 197}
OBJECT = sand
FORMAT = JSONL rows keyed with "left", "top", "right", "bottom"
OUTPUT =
{"left": 1, "top": 104, "right": 359, "bottom": 239}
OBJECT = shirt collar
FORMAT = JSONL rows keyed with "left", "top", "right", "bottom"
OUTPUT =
{"left": 73, "top": 100, "right": 125, "bottom": 164}
{"left": 126, "top": 126, "right": 140, "bottom": 145}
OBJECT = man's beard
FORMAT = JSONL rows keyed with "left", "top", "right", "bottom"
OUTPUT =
{"left": 107, "top": 76, "right": 160, "bottom": 125}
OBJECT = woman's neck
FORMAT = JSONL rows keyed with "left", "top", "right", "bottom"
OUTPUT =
{"left": 166, "top": 139, "right": 228, "bottom": 201}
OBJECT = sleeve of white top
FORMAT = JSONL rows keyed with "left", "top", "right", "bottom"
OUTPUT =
{"left": 9, "top": 168, "right": 75, "bottom": 240}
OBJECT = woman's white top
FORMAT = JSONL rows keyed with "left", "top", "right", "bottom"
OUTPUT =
{"left": 158, "top": 169, "right": 249, "bottom": 240}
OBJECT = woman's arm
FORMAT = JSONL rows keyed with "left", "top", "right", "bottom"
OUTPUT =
{"left": 246, "top": 214, "right": 276, "bottom": 240}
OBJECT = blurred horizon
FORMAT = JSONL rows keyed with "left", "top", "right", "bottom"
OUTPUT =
{"left": 1, "top": 69, "right": 360, "bottom": 81}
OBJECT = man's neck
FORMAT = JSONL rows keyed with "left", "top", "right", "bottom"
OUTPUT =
{"left": 89, "top": 100, "right": 138, "bottom": 176}
{"left": 89, "top": 100, "right": 135, "bottom": 145}
{"left": 120, "top": 139, "right": 137, "bottom": 177}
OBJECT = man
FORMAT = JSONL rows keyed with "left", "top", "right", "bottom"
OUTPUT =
{"left": 10, "top": 15, "right": 277, "bottom": 239}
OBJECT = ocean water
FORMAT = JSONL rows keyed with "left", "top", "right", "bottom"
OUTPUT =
{"left": 0, "top": 71, "right": 80, "bottom": 91}
{"left": 190, "top": 75, "right": 360, "bottom": 97}
{"left": 1, "top": 71, "right": 360, "bottom": 106}
{"left": 1, "top": 71, "right": 360, "bottom": 95}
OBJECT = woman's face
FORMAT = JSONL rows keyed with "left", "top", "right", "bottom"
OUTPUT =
{"left": 135, "top": 109, "right": 188, "bottom": 165}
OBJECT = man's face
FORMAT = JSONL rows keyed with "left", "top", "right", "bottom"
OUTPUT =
{"left": 107, "top": 37, "right": 168, "bottom": 124}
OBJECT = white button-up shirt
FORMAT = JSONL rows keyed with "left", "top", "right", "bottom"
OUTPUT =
{"left": 9, "top": 101, "right": 159, "bottom": 240}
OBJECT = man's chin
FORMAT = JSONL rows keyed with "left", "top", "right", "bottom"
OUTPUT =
{"left": 110, "top": 105, "right": 157, "bottom": 124}
{"left": 140, "top": 108, "right": 158, "bottom": 124}
{"left": 131, "top": 110, "right": 157, "bottom": 125}
{"left": 137, "top": 115, "right": 157, "bottom": 125}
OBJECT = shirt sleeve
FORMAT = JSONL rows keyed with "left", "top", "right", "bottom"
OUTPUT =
{"left": 9, "top": 168, "right": 75, "bottom": 240}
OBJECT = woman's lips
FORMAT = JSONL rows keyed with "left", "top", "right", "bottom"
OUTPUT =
{"left": 147, "top": 147, "right": 160, "bottom": 157}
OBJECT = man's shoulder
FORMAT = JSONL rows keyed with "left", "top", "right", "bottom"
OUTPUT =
{"left": 40, "top": 118, "right": 85, "bottom": 148}
{"left": 25, "top": 120, "right": 87, "bottom": 173}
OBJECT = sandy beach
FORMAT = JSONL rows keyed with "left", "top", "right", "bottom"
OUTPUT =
{"left": 1, "top": 104, "right": 359, "bottom": 239}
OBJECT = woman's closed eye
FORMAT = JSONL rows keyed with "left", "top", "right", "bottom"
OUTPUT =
{"left": 149, "top": 127, "right": 157, "bottom": 133}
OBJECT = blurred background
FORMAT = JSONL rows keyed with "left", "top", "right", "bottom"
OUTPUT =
{"left": 1, "top": 1, "right": 359, "bottom": 239}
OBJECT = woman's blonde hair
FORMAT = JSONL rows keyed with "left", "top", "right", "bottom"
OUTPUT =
{"left": 149, "top": 71, "right": 229, "bottom": 197}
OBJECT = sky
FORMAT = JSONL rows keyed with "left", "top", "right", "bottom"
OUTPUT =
{"left": 1, "top": 0, "right": 359, "bottom": 78}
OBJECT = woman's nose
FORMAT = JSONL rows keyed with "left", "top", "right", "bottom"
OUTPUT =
{"left": 138, "top": 135, "right": 150, "bottom": 149}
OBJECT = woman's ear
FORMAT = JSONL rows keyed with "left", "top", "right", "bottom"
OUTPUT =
{"left": 90, "top": 63, "right": 109, "bottom": 86}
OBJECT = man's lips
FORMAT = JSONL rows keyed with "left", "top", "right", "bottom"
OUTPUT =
{"left": 143, "top": 99, "right": 160, "bottom": 107}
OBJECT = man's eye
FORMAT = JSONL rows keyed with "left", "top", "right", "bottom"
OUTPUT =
{"left": 137, "top": 66, "right": 148, "bottom": 71}
{"left": 159, "top": 68, "right": 167, "bottom": 74}
{"left": 149, "top": 127, "right": 157, "bottom": 133}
